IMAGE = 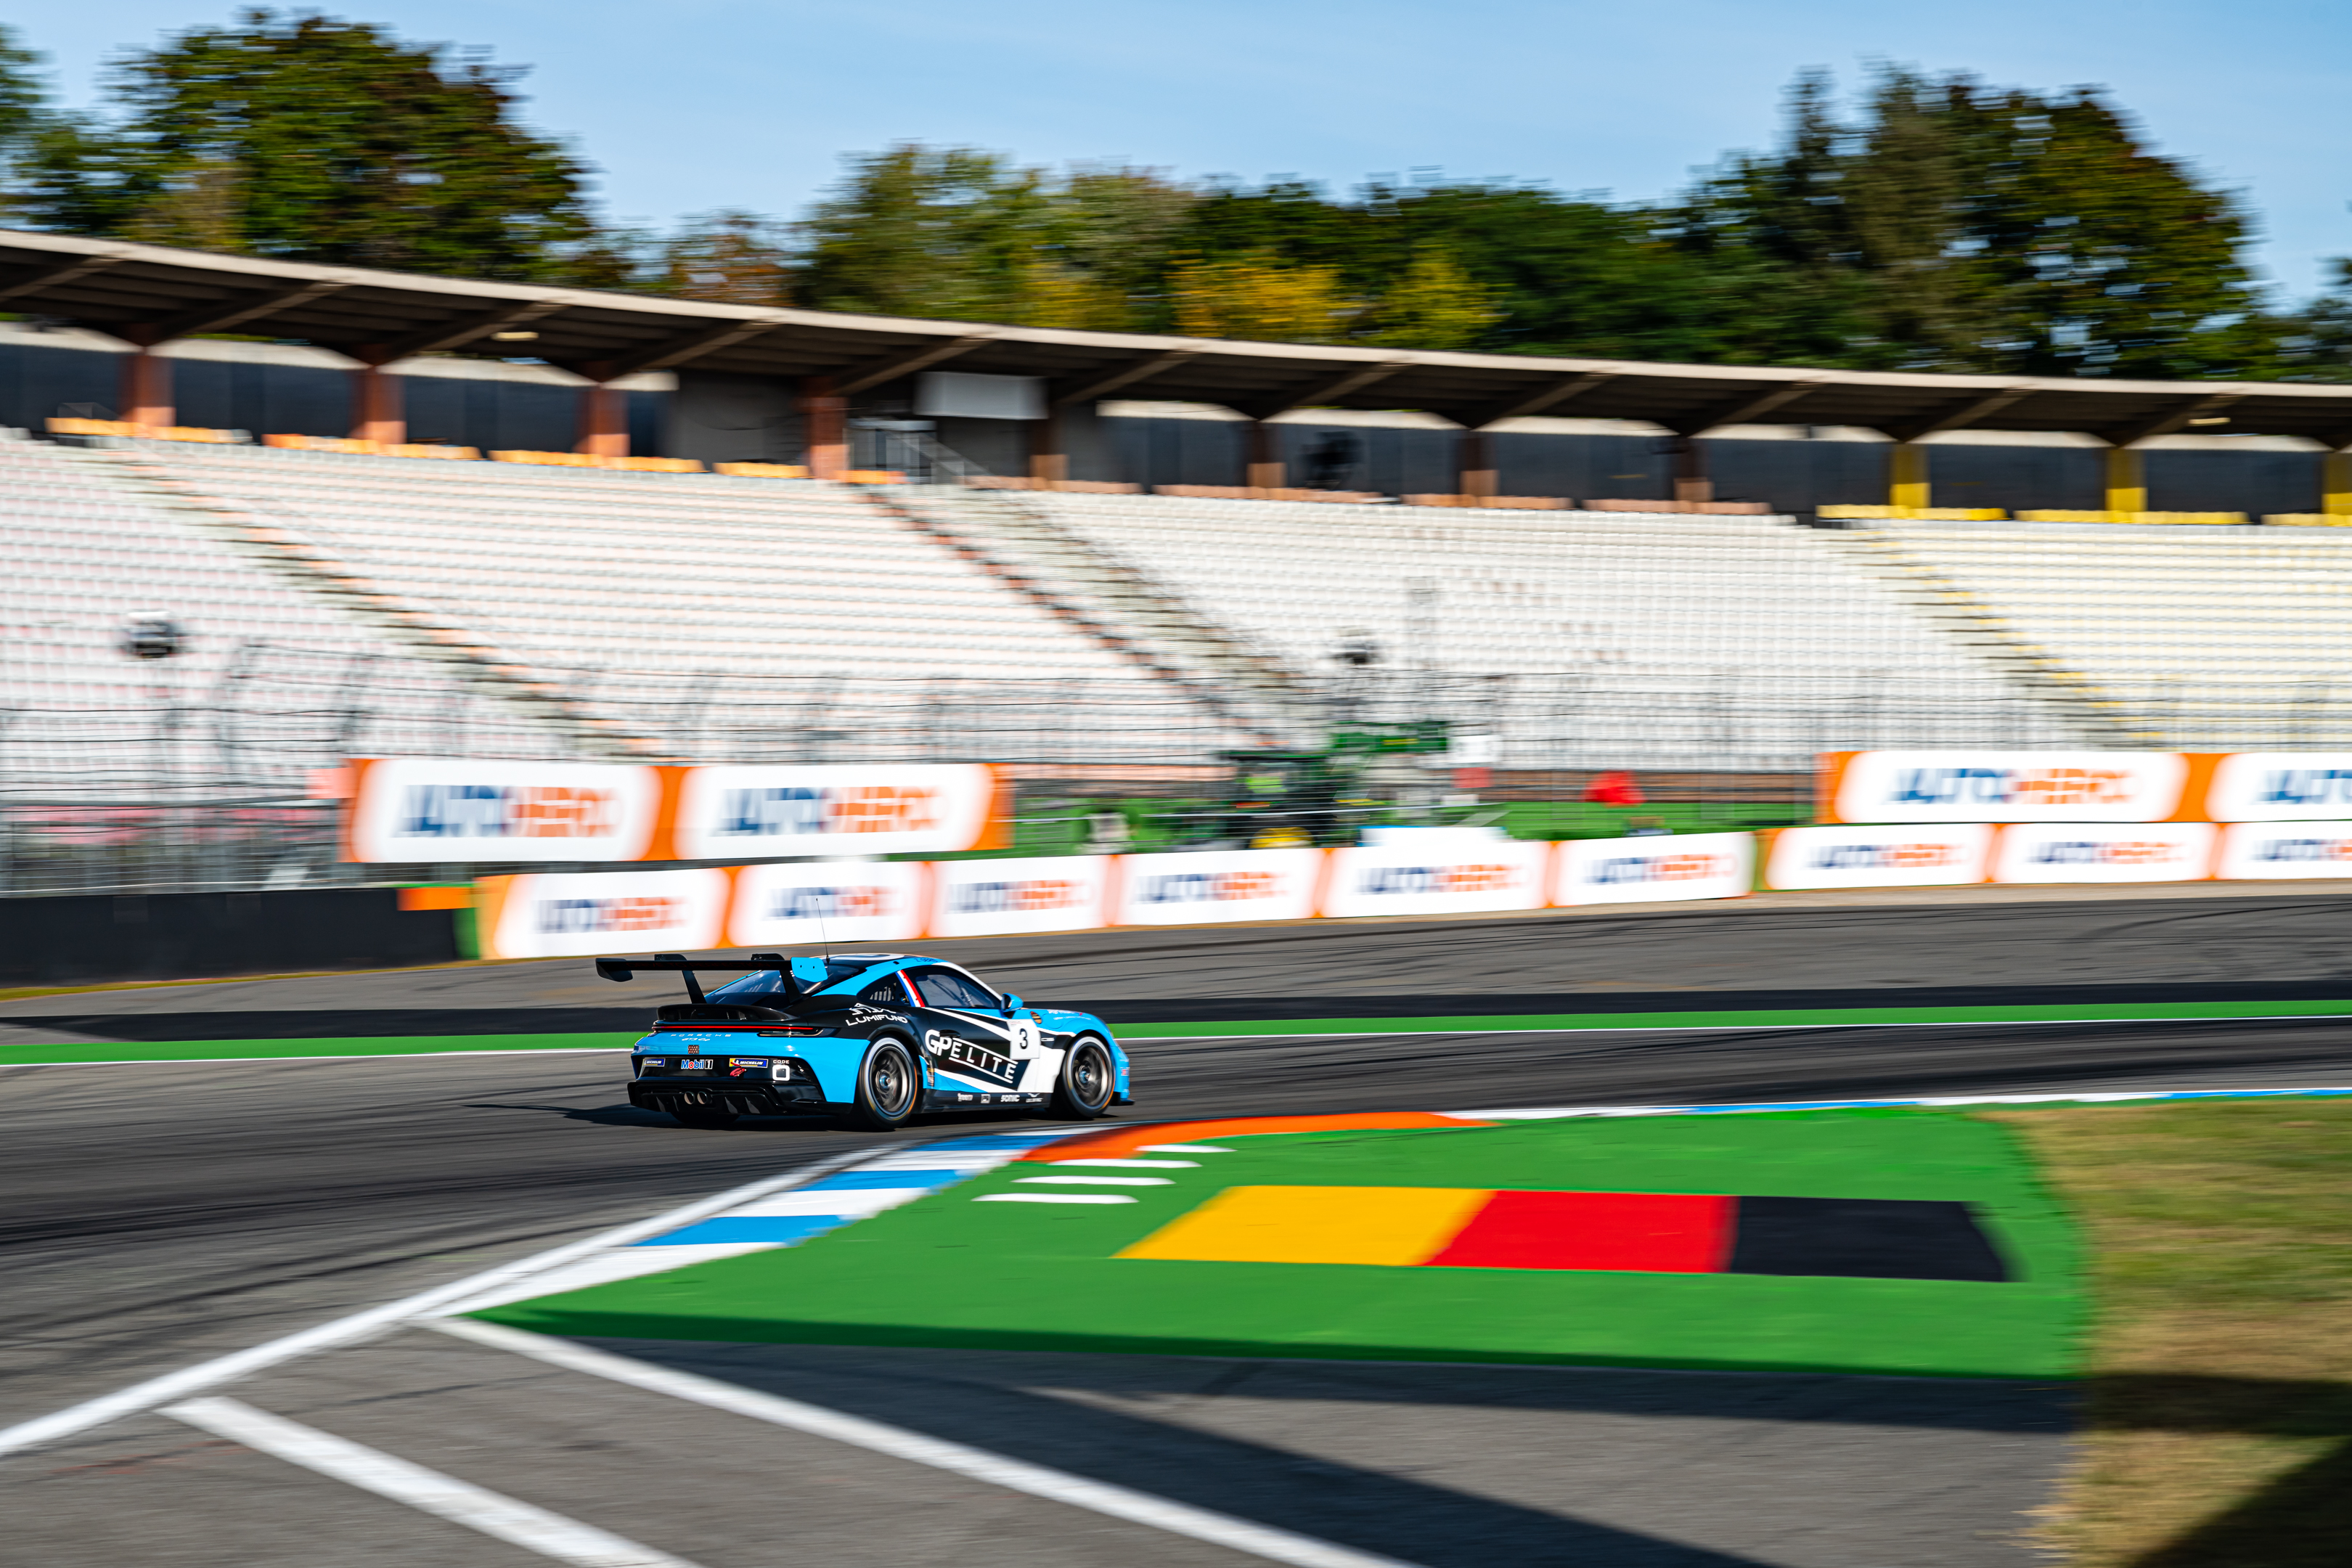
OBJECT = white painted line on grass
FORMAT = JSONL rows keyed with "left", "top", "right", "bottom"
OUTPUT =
{"left": 427, "top": 1317, "right": 1426, "bottom": 1568}
{"left": 165, "top": 1397, "right": 701, "bottom": 1568}
{"left": 0, "top": 1146, "right": 876, "bottom": 1458}
{"left": 1445, "top": 1084, "right": 2352, "bottom": 1120}
{"left": 974, "top": 1192, "right": 1137, "bottom": 1204}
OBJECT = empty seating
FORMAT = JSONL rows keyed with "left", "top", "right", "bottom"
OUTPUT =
{"left": 1873, "top": 521, "right": 2352, "bottom": 746}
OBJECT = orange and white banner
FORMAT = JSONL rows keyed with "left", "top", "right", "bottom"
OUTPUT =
{"left": 345, "top": 759, "right": 663, "bottom": 863}
{"left": 2213, "top": 820, "right": 2352, "bottom": 879}
{"left": 1990, "top": 821, "right": 2215, "bottom": 884}
{"left": 2201, "top": 754, "right": 2352, "bottom": 822}
{"left": 1820, "top": 751, "right": 2189, "bottom": 824}
{"left": 727, "top": 861, "right": 928, "bottom": 946}
{"left": 1552, "top": 832, "right": 1754, "bottom": 905}
{"left": 1319, "top": 838, "right": 1550, "bottom": 919}
{"left": 475, "top": 868, "right": 730, "bottom": 959}
{"left": 1111, "top": 848, "right": 1326, "bottom": 926}
{"left": 669, "top": 764, "right": 1000, "bottom": 860}
{"left": 927, "top": 854, "right": 1113, "bottom": 939}
{"left": 1763, "top": 824, "right": 1993, "bottom": 890}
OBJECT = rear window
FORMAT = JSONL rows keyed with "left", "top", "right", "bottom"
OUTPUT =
{"left": 709, "top": 959, "right": 875, "bottom": 1001}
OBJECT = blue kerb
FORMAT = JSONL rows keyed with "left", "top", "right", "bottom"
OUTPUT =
{"left": 637, "top": 1215, "right": 846, "bottom": 1247}
{"left": 798, "top": 1169, "right": 965, "bottom": 1191}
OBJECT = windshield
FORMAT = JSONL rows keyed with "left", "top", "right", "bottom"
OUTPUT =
{"left": 708, "top": 958, "right": 878, "bottom": 1002}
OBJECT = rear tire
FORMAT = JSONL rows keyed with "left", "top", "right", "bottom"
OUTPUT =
{"left": 840, "top": 1039, "right": 920, "bottom": 1131}
{"left": 1050, "top": 1037, "right": 1116, "bottom": 1120}
{"left": 671, "top": 1104, "right": 739, "bottom": 1130}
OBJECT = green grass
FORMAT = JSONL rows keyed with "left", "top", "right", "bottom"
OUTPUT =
{"left": 476, "top": 1108, "right": 2083, "bottom": 1378}
{"left": 1115, "top": 997, "right": 2352, "bottom": 1040}
{"left": 1990, "top": 1101, "right": 2352, "bottom": 1567}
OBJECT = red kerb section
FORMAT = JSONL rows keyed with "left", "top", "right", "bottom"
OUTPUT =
{"left": 1426, "top": 1191, "right": 1736, "bottom": 1274}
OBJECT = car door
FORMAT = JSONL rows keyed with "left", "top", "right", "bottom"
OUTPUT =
{"left": 903, "top": 965, "right": 1032, "bottom": 1099}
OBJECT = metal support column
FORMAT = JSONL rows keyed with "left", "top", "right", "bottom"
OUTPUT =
{"left": 1888, "top": 442, "right": 1930, "bottom": 512}
{"left": 1670, "top": 436, "right": 1712, "bottom": 505}
{"left": 1245, "top": 420, "right": 1284, "bottom": 491}
{"left": 801, "top": 375, "right": 846, "bottom": 480}
{"left": 118, "top": 330, "right": 174, "bottom": 429}
{"left": 1458, "top": 431, "right": 1498, "bottom": 502}
{"left": 2104, "top": 446, "right": 2147, "bottom": 518}
{"left": 350, "top": 351, "right": 406, "bottom": 446}
{"left": 575, "top": 362, "right": 628, "bottom": 459}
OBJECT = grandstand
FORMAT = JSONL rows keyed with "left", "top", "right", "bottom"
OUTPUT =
{"left": 950, "top": 486, "right": 2087, "bottom": 769}
{"left": 1864, "top": 521, "right": 2352, "bottom": 748}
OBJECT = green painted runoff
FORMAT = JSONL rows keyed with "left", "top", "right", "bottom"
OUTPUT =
{"left": 476, "top": 1108, "right": 2086, "bottom": 1378}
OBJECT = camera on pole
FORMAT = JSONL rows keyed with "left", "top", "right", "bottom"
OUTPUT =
{"left": 120, "top": 611, "right": 185, "bottom": 661}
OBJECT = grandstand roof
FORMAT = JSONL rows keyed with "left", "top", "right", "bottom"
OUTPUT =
{"left": 7, "top": 225, "right": 2350, "bottom": 447}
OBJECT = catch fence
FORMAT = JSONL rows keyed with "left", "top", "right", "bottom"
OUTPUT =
{"left": 4, "top": 637, "right": 2311, "bottom": 897}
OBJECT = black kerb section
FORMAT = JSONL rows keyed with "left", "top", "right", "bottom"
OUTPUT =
{"left": 1726, "top": 1197, "right": 2012, "bottom": 1283}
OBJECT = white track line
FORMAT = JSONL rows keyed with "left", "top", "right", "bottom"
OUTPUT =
{"left": 430, "top": 1317, "right": 1424, "bottom": 1568}
{"left": 165, "top": 1397, "right": 702, "bottom": 1568}
{"left": 0, "top": 1146, "right": 875, "bottom": 1458}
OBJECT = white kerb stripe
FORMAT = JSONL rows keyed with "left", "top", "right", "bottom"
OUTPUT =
{"left": 0, "top": 1144, "right": 876, "bottom": 1458}
{"left": 428, "top": 1318, "right": 1426, "bottom": 1568}
{"left": 164, "top": 1397, "right": 702, "bottom": 1568}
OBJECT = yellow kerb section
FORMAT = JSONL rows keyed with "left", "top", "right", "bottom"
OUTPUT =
{"left": 1116, "top": 1185, "right": 1494, "bottom": 1267}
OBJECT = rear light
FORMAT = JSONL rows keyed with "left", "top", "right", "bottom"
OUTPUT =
{"left": 758, "top": 1026, "right": 824, "bottom": 1037}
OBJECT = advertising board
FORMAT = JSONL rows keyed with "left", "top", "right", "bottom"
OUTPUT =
{"left": 1821, "top": 751, "right": 2189, "bottom": 824}
{"left": 1552, "top": 832, "right": 1754, "bottom": 906}
{"left": 927, "top": 854, "right": 1112, "bottom": 939}
{"left": 2213, "top": 820, "right": 2352, "bottom": 880}
{"left": 727, "top": 860, "right": 928, "bottom": 947}
{"left": 669, "top": 764, "right": 1000, "bottom": 861}
{"left": 1319, "top": 838, "right": 1551, "bottom": 919}
{"left": 475, "top": 867, "right": 730, "bottom": 960}
{"left": 1763, "top": 824, "right": 1993, "bottom": 891}
{"left": 1110, "top": 848, "right": 1325, "bottom": 926}
{"left": 345, "top": 758, "right": 663, "bottom": 863}
{"left": 1990, "top": 821, "right": 2215, "bottom": 884}
{"left": 2201, "top": 754, "right": 2352, "bottom": 822}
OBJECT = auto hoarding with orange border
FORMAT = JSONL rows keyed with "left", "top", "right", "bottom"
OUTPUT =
{"left": 2200, "top": 753, "right": 2352, "bottom": 822}
{"left": 1990, "top": 821, "right": 2216, "bottom": 885}
{"left": 664, "top": 764, "right": 1003, "bottom": 862}
{"left": 475, "top": 867, "right": 732, "bottom": 960}
{"left": 1763, "top": 823, "right": 1993, "bottom": 891}
{"left": 725, "top": 860, "right": 928, "bottom": 947}
{"left": 2214, "top": 820, "right": 2352, "bottom": 879}
{"left": 927, "top": 854, "right": 1113, "bottom": 939}
{"left": 1552, "top": 831, "right": 1754, "bottom": 906}
{"left": 1816, "top": 751, "right": 2200, "bottom": 825}
{"left": 1319, "top": 837, "right": 1550, "bottom": 919}
{"left": 1110, "top": 847, "right": 1326, "bottom": 926}
{"left": 343, "top": 758, "right": 663, "bottom": 862}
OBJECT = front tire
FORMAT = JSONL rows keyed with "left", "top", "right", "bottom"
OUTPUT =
{"left": 1050, "top": 1037, "right": 1116, "bottom": 1120}
{"left": 840, "top": 1039, "right": 920, "bottom": 1131}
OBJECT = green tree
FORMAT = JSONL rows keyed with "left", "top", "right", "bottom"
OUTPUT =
{"left": 0, "top": 24, "right": 41, "bottom": 150}
{"left": 1671, "top": 67, "right": 2266, "bottom": 376}
{"left": 16, "top": 9, "right": 602, "bottom": 281}
{"left": 652, "top": 209, "right": 792, "bottom": 305}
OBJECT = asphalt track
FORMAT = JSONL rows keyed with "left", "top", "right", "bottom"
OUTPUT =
{"left": 6, "top": 889, "right": 2352, "bottom": 1565}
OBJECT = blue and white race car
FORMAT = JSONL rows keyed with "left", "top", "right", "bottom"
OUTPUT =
{"left": 598, "top": 951, "right": 1132, "bottom": 1131}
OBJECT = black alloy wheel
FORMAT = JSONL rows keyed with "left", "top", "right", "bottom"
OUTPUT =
{"left": 843, "top": 1039, "right": 920, "bottom": 1130}
{"left": 1052, "top": 1037, "right": 1116, "bottom": 1120}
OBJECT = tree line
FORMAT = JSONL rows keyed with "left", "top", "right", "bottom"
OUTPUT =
{"left": 2, "top": 10, "right": 2347, "bottom": 381}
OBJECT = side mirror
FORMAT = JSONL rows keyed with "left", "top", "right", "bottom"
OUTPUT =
{"left": 1003, "top": 995, "right": 1025, "bottom": 1012}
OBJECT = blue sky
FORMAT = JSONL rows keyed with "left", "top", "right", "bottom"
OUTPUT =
{"left": 17, "top": 0, "right": 2350, "bottom": 300}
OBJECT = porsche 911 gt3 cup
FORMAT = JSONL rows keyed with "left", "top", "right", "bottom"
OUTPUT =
{"left": 598, "top": 951, "right": 1132, "bottom": 1130}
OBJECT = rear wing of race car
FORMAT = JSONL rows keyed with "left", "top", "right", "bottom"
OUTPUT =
{"left": 595, "top": 952, "right": 829, "bottom": 1004}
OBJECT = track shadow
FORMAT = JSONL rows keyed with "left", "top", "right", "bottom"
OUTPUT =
{"left": 587, "top": 1336, "right": 1796, "bottom": 1567}
{"left": 2095, "top": 1373, "right": 2352, "bottom": 1567}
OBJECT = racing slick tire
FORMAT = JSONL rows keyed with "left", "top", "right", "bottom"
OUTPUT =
{"left": 838, "top": 1037, "right": 920, "bottom": 1132}
{"left": 671, "top": 1104, "right": 739, "bottom": 1130}
{"left": 1050, "top": 1036, "right": 1117, "bottom": 1121}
